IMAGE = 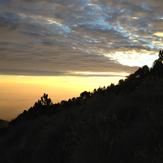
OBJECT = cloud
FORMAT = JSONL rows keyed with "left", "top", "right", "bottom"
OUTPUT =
{"left": 0, "top": 0, "right": 162, "bottom": 76}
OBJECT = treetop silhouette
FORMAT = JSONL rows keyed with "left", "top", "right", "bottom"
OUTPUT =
{"left": 159, "top": 50, "right": 163, "bottom": 61}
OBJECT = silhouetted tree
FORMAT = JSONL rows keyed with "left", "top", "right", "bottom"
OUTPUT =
{"left": 80, "top": 91, "right": 91, "bottom": 100}
{"left": 159, "top": 50, "right": 163, "bottom": 61}
{"left": 41, "top": 93, "right": 53, "bottom": 106}
{"left": 34, "top": 93, "right": 53, "bottom": 108}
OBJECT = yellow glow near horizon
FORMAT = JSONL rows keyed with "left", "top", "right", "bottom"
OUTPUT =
{"left": 71, "top": 71, "right": 129, "bottom": 76}
{"left": 0, "top": 75, "right": 124, "bottom": 120}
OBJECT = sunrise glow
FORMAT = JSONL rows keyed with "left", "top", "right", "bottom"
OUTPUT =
{"left": 0, "top": 75, "right": 123, "bottom": 120}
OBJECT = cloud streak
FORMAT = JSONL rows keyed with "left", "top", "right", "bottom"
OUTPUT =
{"left": 0, "top": 0, "right": 163, "bottom": 76}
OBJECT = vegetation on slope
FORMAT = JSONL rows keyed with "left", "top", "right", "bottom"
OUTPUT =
{"left": 0, "top": 120, "right": 8, "bottom": 128}
{"left": 0, "top": 51, "right": 163, "bottom": 163}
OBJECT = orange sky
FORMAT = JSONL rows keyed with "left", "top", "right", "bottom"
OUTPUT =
{"left": 0, "top": 75, "right": 124, "bottom": 120}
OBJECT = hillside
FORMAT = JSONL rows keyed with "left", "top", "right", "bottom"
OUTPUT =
{"left": 0, "top": 51, "right": 163, "bottom": 163}
{"left": 0, "top": 120, "right": 8, "bottom": 128}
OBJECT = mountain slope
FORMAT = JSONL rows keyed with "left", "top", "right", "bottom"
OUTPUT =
{"left": 1, "top": 52, "right": 163, "bottom": 163}
{"left": 0, "top": 120, "right": 8, "bottom": 128}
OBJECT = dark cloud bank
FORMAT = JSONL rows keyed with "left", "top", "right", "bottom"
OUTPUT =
{"left": 0, "top": 0, "right": 163, "bottom": 76}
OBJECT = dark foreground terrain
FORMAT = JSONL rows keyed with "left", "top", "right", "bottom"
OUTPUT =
{"left": 0, "top": 120, "right": 8, "bottom": 128}
{"left": 1, "top": 51, "right": 163, "bottom": 163}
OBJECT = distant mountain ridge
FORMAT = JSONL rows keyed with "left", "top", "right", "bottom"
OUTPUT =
{"left": 0, "top": 51, "right": 163, "bottom": 163}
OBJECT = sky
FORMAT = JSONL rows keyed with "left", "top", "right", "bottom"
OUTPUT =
{"left": 0, "top": 0, "right": 163, "bottom": 120}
